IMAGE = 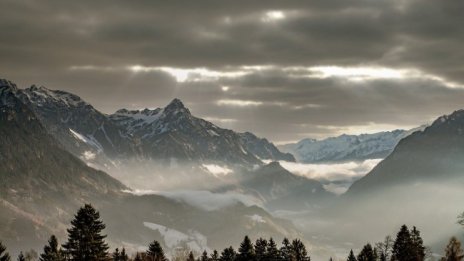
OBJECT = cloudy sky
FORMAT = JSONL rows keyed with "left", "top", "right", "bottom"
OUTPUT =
{"left": 1, "top": 0, "right": 464, "bottom": 143}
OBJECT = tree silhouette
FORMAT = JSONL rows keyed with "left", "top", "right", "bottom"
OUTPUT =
{"left": 39, "top": 235, "right": 64, "bottom": 261}
{"left": 392, "top": 225, "right": 414, "bottom": 261}
{"left": 62, "top": 204, "right": 109, "bottom": 261}
{"left": 442, "top": 237, "right": 464, "bottom": 261}
{"left": 0, "top": 242, "right": 11, "bottom": 261}
{"left": 291, "top": 239, "right": 310, "bottom": 261}
{"left": 410, "top": 226, "right": 425, "bottom": 261}
{"left": 357, "top": 243, "right": 376, "bottom": 261}
{"left": 347, "top": 249, "right": 357, "bottom": 261}
{"left": 220, "top": 247, "right": 236, "bottom": 261}
{"left": 146, "top": 240, "right": 167, "bottom": 261}
{"left": 255, "top": 238, "right": 267, "bottom": 261}
{"left": 280, "top": 238, "right": 291, "bottom": 260}
{"left": 237, "top": 236, "right": 255, "bottom": 261}
{"left": 266, "top": 238, "right": 280, "bottom": 261}
{"left": 211, "top": 250, "right": 219, "bottom": 261}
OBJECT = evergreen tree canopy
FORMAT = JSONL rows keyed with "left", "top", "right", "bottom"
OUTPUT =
{"left": 220, "top": 247, "right": 236, "bottom": 261}
{"left": 280, "top": 238, "right": 291, "bottom": 261}
{"left": 237, "top": 236, "right": 255, "bottom": 261}
{"left": 347, "top": 249, "right": 357, "bottom": 261}
{"left": 291, "top": 239, "right": 310, "bottom": 261}
{"left": 442, "top": 237, "right": 464, "bottom": 261}
{"left": 0, "top": 242, "right": 11, "bottom": 261}
{"left": 265, "top": 238, "right": 280, "bottom": 261}
{"left": 410, "top": 226, "right": 425, "bottom": 261}
{"left": 187, "top": 251, "right": 195, "bottom": 261}
{"left": 200, "top": 250, "right": 209, "bottom": 261}
{"left": 146, "top": 240, "right": 167, "bottom": 261}
{"left": 211, "top": 250, "right": 219, "bottom": 261}
{"left": 392, "top": 225, "right": 415, "bottom": 261}
{"left": 62, "top": 204, "right": 109, "bottom": 261}
{"left": 39, "top": 235, "right": 64, "bottom": 261}
{"left": 357, "top": 243, "right": 376, "bottom": 261}
{"left": 458, "top": 212, "right": 464, "bottom": 227}
{"left": 120, "top": 248, "right": 128, "bottom": 261}
{"left": 255, "top": 238, "right": 268, "bottom": 261}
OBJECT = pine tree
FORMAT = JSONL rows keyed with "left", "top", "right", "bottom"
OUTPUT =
{"left": 200, "top": 250, "right": 209, "bottom": 261}
{"left": 220, "top": 247, "right": 236, "bottom": 261}
{"left": 255, "top": 238, "right": 268, "bottom": 261}
{"left": 392, "top": 225, "right": 414, "bottom": 261}
{"left": 0, "top": 242, "right": 11, "bottom": 261}
{"left": 442, "top": 237, "right": 464, "bottom": 261}
{"left": 62, "top": 204, "right": 109, "bottom": 261}
{"left": 133, "top": 253, "right": 142, "bottom": 261}
{"left": 146, "top": 240, "right": 167, "bottom": 261}
{"left": 120, "top": 248, "right": 128, "bottom": 261}
{"left": 291, "top": 239, "right": 310, "bottom": 261}
{"left": 187, "top": 251, "right": 195, "bottom": 261}
{"left": 237, "top": 236, "right": 255, "bottom": 261}
{"left": 410, "top": 226, "right": 425, "bottom": 261}
{"left": 357, "top": 243, "right": 376, "bottom": 261}
{"left": 347, "top": 249, "right": 357, "bottom": 261}
{"left": 40, "top": 235, "right": 64, "bottom": 261}
{"left": 17, "top": 253, "right": 25, "bottom": 261}
{"left": 211, "top": 250, "right": 219, "bottom": 261}
{"left": 112, "top": 248, "right": 121, "bottom": 261}
{"left": 280, "top": 238, "right": 291, "bottom": 260}
{"left": 265, "top": 238, "right": 280, "bottom": 261}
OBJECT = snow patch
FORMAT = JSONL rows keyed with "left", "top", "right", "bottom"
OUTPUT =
{"left": 201, "top": 164, "right": 233, "bottom": 177}
{"left": 246, "top": 214, "right": 266, "bottom": 223}
{"left": 82, "top": 151, "right": 96, "bottom": 160}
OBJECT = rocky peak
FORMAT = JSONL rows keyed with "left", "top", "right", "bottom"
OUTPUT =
{"left": 163, "top": 98, "right": 190, "bottom": 116}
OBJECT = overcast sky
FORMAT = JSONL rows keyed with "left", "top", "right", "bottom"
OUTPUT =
{"left": 1, "top": 0, "right": 464, "bottom": 143}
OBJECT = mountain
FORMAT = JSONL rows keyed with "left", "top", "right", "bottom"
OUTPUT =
{"left": 346, "top": 110, "right": 464, "bottom": 195}
{"left": 238, "top": 162, "right": 334, "bottom": 211}
{"left": 279, "top": 130, "right": 415, "bottom": 163}
{"left": 0, "top": 79, "right": 126, "bottom": 249}
{"left": 15, "top": 84, "right": 137, "bottom": 167}
{"left": 10, "top": 83, "right": 292, "bottom": 166}
{"left": 109, "top": 99, "right": 294, "bottom": 165}
{"left": 0, "top": 79, "right": 301, "bottom": 255}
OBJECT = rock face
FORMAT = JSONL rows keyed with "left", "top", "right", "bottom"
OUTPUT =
{"left": 0, "top": 79, "right": 126, "bottom": 249}
{"left": 346, "top": 110, "right": 464, "bottom": 195}
{"left": 0, "top": 79, "right": 301, "bottom": 255}
{"left": 279, "top": 130, "right": 413, "bottom": 163}
{"left": 110, "top": 98, "right": 294, "bottom": 164}
{"left": 9, "top": 83, "right": 291, "bottom": 166}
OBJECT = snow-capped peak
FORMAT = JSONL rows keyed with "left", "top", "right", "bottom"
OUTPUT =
{"left": 22, "top": 85, "right": 88, "bottom": 108}
{"left": 164, "top": 98, "right": 190, "bottom": 116}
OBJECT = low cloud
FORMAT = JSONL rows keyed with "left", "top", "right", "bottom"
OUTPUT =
{"left": 125, "top": 189, "right": 263, "bottom": 211}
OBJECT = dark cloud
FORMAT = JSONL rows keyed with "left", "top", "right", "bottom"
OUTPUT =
{"left": 1, "top": 0, "right": 463, "bottom": 142}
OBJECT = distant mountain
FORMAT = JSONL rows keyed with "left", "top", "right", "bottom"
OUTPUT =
{"left": 110, "top": 99, "right": 294, "bottom": 164}
{"left": 239, "top": 162, "right": 334, "bottom": 211}
{"left": 9, "top": 83, "right": 291, "bottom": 166}
{"left": 346, "top": 110, "right": 464, "bottom": 195}
{"left": 279, "top": 129, "right": 423, "bottom": 163}
{"left": 0, "top": 79, "right": 300, "bottom": 254}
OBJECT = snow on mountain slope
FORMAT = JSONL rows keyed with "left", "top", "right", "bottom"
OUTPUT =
{"left": 110, "top": 98, "right": 294, "bottom": 164}
{"left": 279, "top": 129, "right": 424, "bottom": 163}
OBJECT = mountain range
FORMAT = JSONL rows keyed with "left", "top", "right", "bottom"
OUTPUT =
{"left": 279, "top": 128, "right": 424, "bottom": 163}
{"left": 0, "top": 79, "right": 302, "bottom": 255}
{"left": 14, "top": 84, "right": 293, "bottom": 168}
